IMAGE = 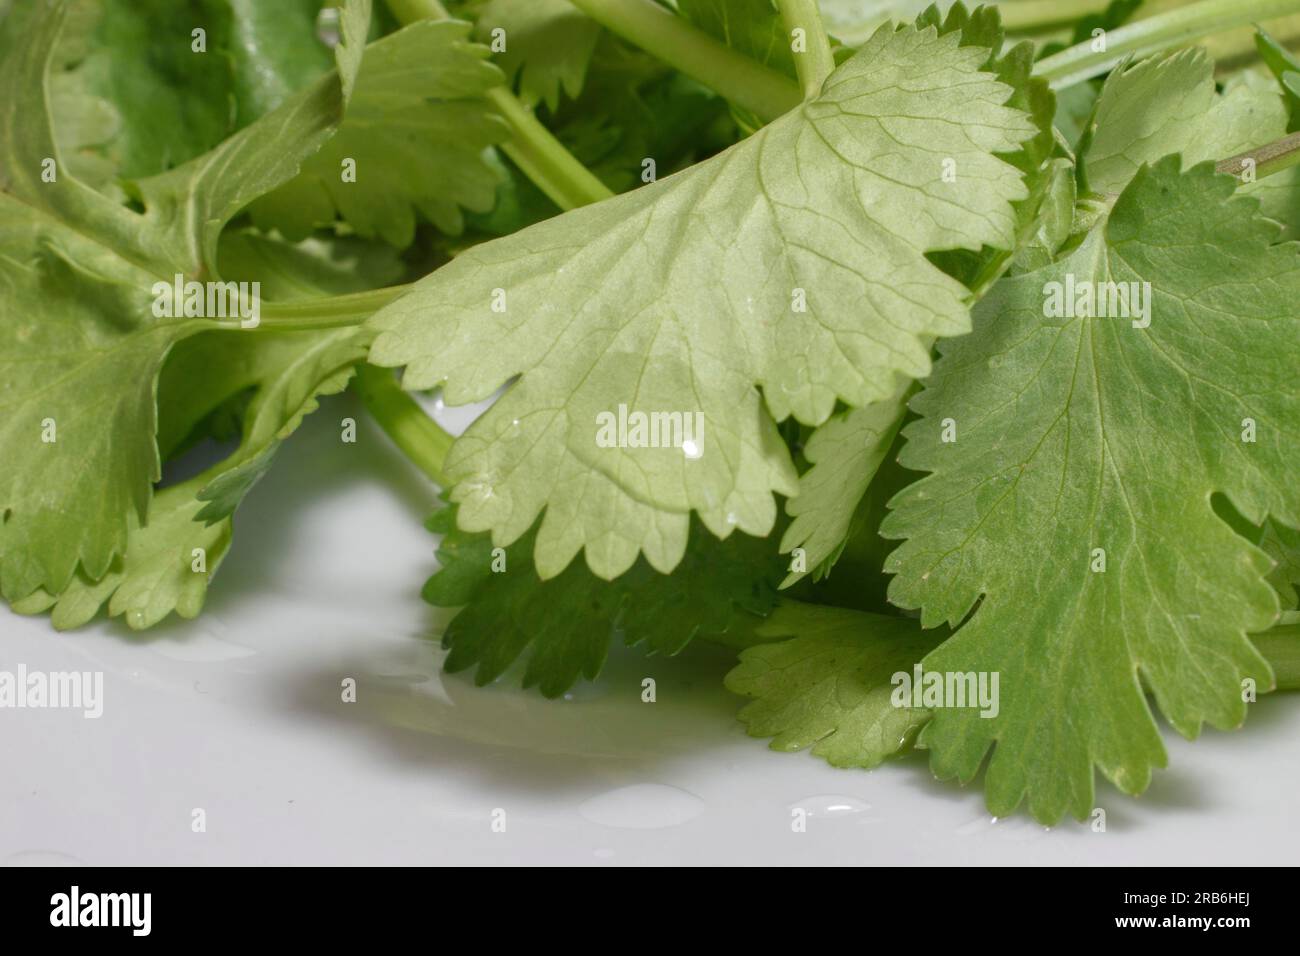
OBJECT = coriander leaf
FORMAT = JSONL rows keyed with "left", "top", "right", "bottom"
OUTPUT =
{"left": 15, "top": 219, "right": 378, "bottom": 630}
{"left": 47, "top": 3, "right": 122, "bottom": 195}
{"left": 1082, "top": 48, "right": 1287, "bottom": 196}
{"left": 779, "top": 4, "right": 1055, "bottom": 588}
{"left": 221, "top": 0, "right": 340, "bottom": 127}
{"left": 12, "top": 224, "right": 381, "bottom": 629}
{"left": 473, "top": 0, "right": 601, "bottom": 111}
{"left": 918, "top": 2, "right": 1055, "bottom": 293}
{"left": 1079, "top": 47, "right": 1300, "bottom": 241}
{"left": 423, "top": 506, "right": 783, "bottom": 697}
{"left": 790, "top": 433, "right": 919, "bottom": 614}
{"left": 14, "top": 326, "right": 365, "bottom": 630}
{"left": 10, "top": 476, "right": 233, "bottom": 630}
{"left": 779, "top": 382, "right": 911, "bottom": 586}
{"left": 726, "top": 602, "right": 944, "bottom": 767}
{"left": 50, "top": 0, "right": 238, "bottom": 180}
{"left": 0, "top": 193, "right": 198, "bottom": 602}
{"left": 1007, "top": 157, "right": 1075, "bottom": 273}
{"left": 882, "top": 158, "right": 1300, "bottom": 823}
{"left": 1255, "top": 26, "right": 1300, "bottom": 131}
{"left": 50, "top": 0, "right": 338, "bottom": 184}
{"left": 0, "top": 0, "right": 371, "bottom": 603}
{"left": 369, "top": 21, "right": 1036, "bottom": 580}
{"left": 251, "top": 19, "right": 508, "bottom": 246}
{"left": 131, "top": 0, "right": 374, "bottom": 278}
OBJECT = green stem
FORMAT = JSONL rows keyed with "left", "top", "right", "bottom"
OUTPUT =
{"left": 1217, "top": 130, "right": 1300, "bottom": 181}
{"left": 1034, "top": 0, "right": 1300, "bottom": 89}
{"left": 998, "top": 0, "right": 1113, "bottom": 33}
{"left": 486, "top": 88, "right": 612, "bottom": 209}
{"left": 151, "top": 282, "right": 405, "bottom": 335}
{"left": 354, "top": 363, "right": 455, "bottom": 486}
{"left": 1255, "top": 624, "right": 1300, "bottom": 690}
{"left": 568, "top": 0, "right": 802, "bottom": 122}
{"left": 778, "top": 0, "right": 834, "bottom": 99}
{"left": 251, "top": 284, "right": 412, "bottom": 331}
{"left": 386, "top": 0, "right": 611, "bottom": 210}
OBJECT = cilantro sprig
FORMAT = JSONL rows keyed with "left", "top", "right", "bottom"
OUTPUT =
{"left": 5, "top": 0, "right": 1300, "bottom": 826}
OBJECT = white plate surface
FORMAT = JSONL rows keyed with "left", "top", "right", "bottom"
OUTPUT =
{"left": 3, "top": 392, "right": 1298, "bottom": 866}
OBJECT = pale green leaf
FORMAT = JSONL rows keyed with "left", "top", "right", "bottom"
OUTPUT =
{"left": 17, "top": 324, "right": 367, "bottom": 630}
{"left": 11, "top": 223, "right": 376, "bottom": 629}
{"left": 779, "top": 382, "right": 910, "bottom": 587}
{"left": 1083, "top": 48, "right": 1287, "bottom": 196}
{"left": 726, "top": 602, "right": 943, "bottom": 767}
{"left": 1008, "top": 157, "right": 1076, "bottom": 273}
{"left": 251, "top": 19, "right": 508, "bottom": 246}
{"left": 369, "top": 21, "right": 1035, "bottom": 581}
{"left": 777, "top": 4, "right": 1054, "bottom": 588}
{"left": 474, "top": 0, "right": 600, "bottom": 110}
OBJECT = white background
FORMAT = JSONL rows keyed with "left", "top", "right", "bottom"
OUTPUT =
{"left": 4, "top": 392, "right": 1298, "bottom": 866}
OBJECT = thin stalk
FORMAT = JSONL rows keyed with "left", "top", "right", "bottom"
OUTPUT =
{"left": 486, "top": 88, "right": 612, "bottom": 209}
{"left": 1034, "top": 0, "right": 1300, "bottom": 89}
{"left": 568, "top": 0, "right": 802, "bottom": 122}
{"left": 1217, "top": 130, "right": 1300, "bottom": 181}
{"left": 998, "top": 0, "right": 1113, "bottom": 33}
{"left": 778, "top": 0, "right": 834, "bottom": 99}
{"left": 253, "top": 285, "right": 412, "bottom": 331}
{"left": 354, "top": 363, "right": 455, "bottom": 486}
{"left": 386, "top": 0, "right": 611, "bottom": 210}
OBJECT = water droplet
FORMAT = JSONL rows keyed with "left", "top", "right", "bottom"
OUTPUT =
{"left": 316, "top": 7, "right": 341, "bottom": 47}
{"left": 725, "top": 512, "right": 738, "bottom": 526}
{"left": 788, "top": 794, "right": 871, "bottom": 818}
{"left": 463, "top": 478, "right": 495, "bottom": 500}
{"left": 681, "top": 439, "right": 701, "bottom": 459}
{"left": 578, "top": 784, "right": 705, "bottom": 830}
